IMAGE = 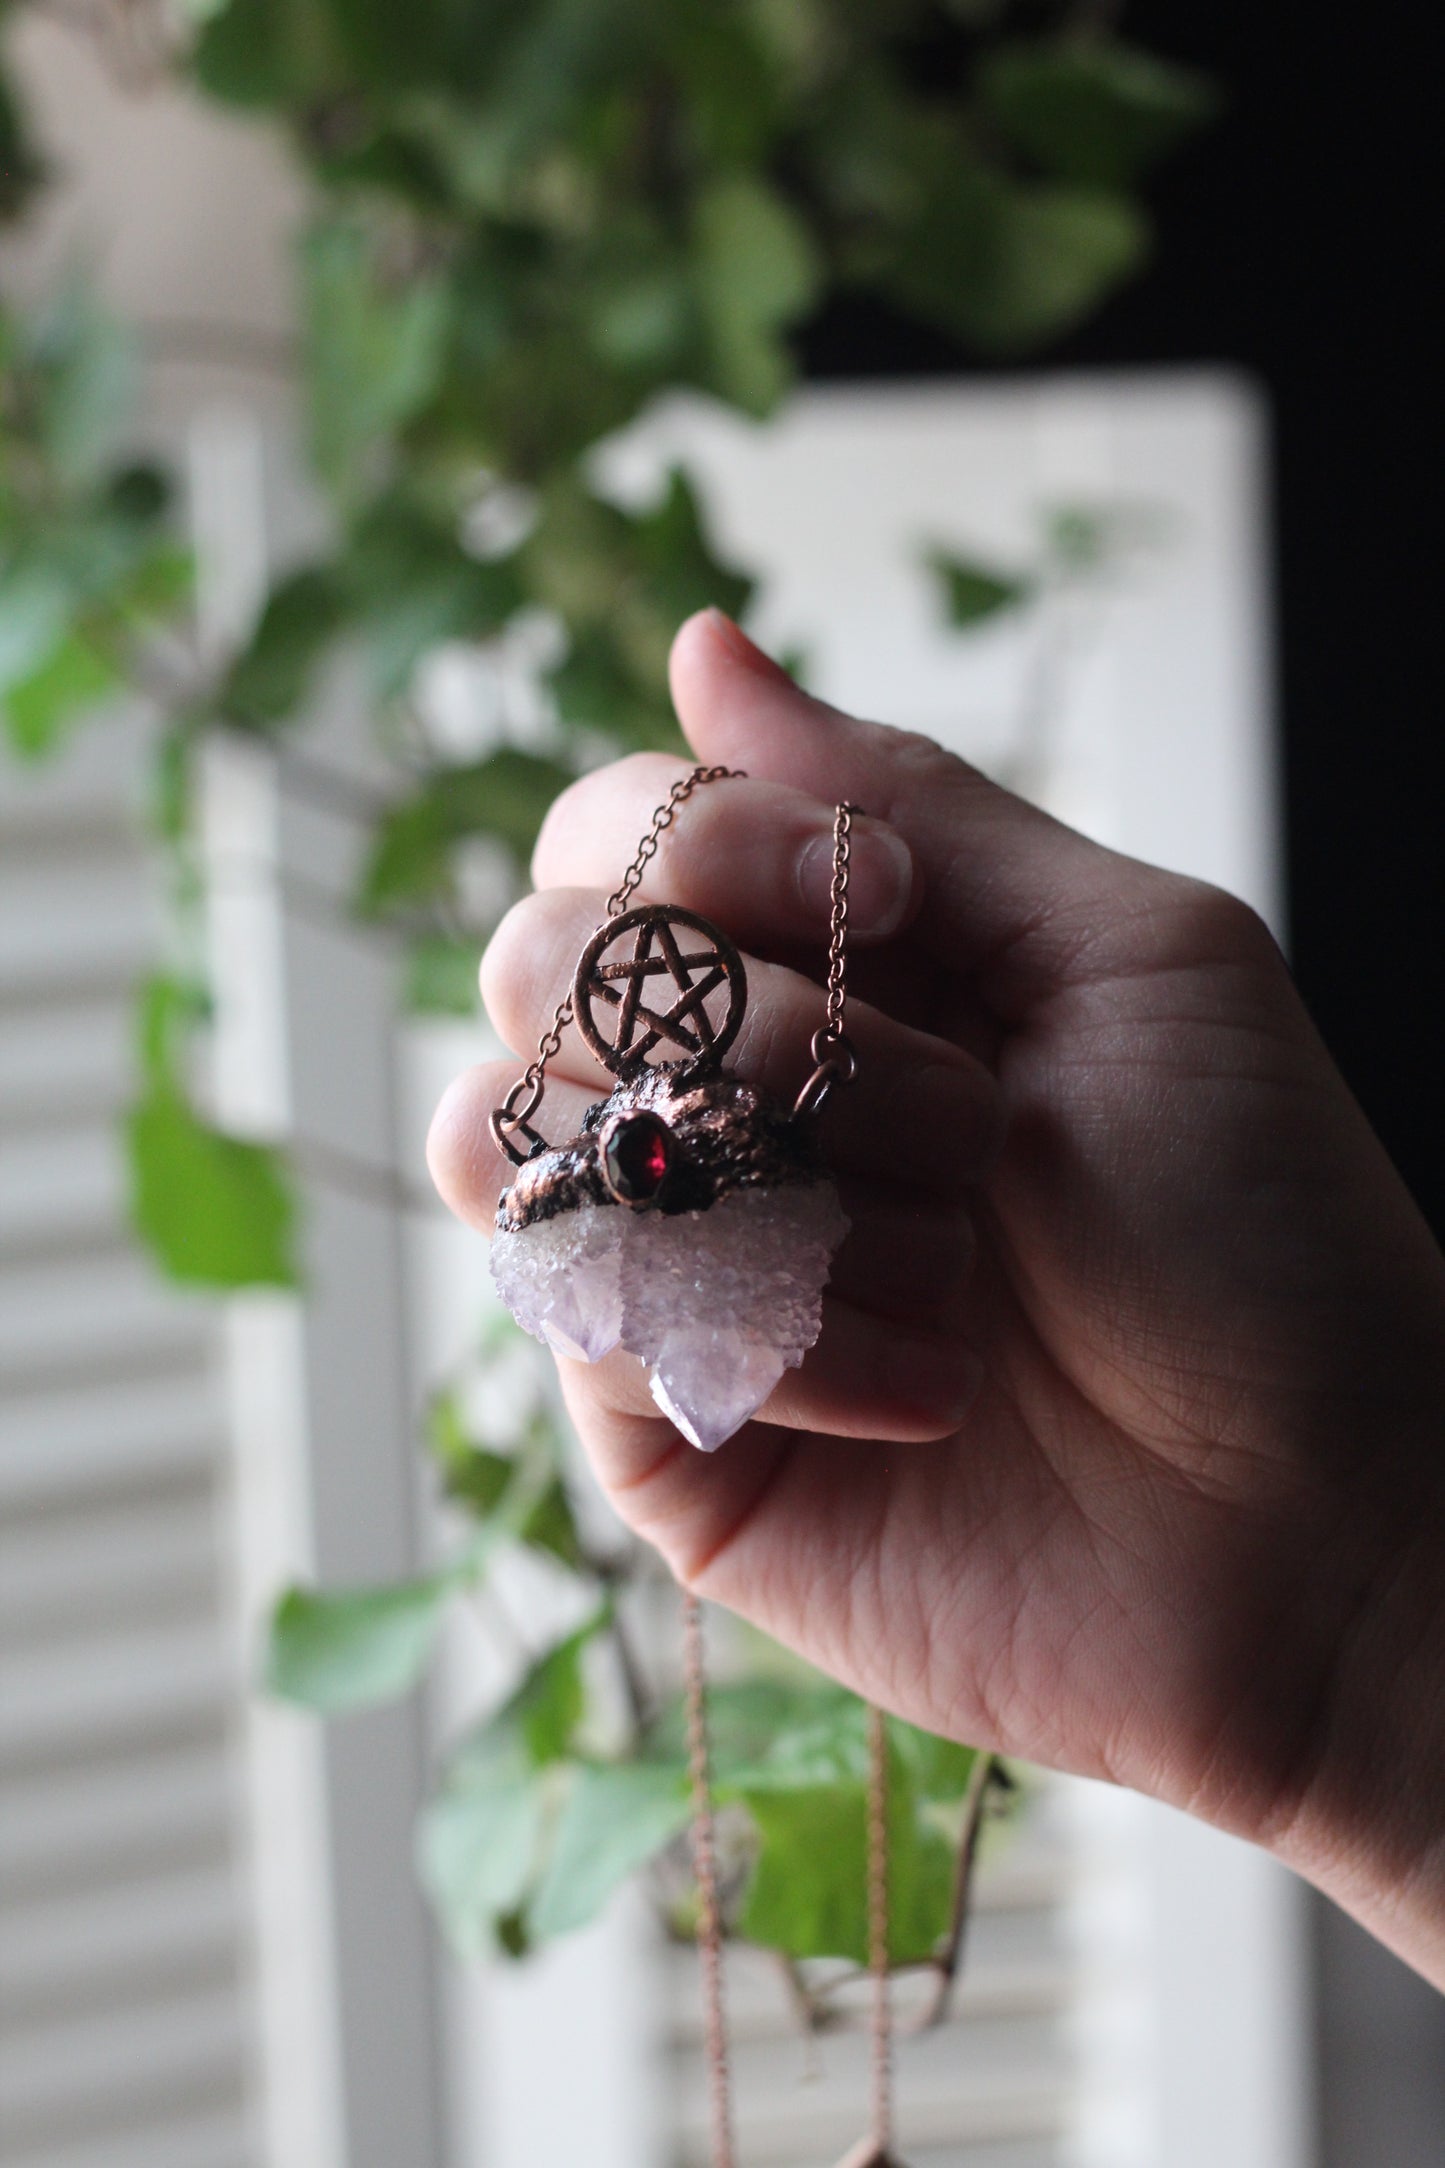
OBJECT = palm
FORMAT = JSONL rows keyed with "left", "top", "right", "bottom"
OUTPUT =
{"left": 579, "top": 932, "right": 1322, "bottom": 1825}
{"left": 433, "top": 610, "right": 1445, "bottom": 1864}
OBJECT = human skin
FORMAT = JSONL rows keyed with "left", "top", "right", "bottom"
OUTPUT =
{"left": 429, "top": 607, "right": 1445, "bottom": 1988}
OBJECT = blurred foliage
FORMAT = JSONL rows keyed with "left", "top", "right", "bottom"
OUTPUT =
{"left": 272, "top": 1342, "right": 1012, "bottom": 1980}
{"left": 1, "top": 0, "right": 1214, "bottom": 1015}
{"left": 1, "top": 0, "right": 1209, "bottom": 1990}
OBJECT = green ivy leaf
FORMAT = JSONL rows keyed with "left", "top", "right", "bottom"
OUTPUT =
{"left": 890, "top": 1722, "right": 979, "bottom": 1806}
{"left": 0, "top": 560, "right": 73, "bottom": 694}
{"left": 418, "top": 1608, "right": 611, "bottom": 1956}
{"left": 876, "top": 139, "right": 1148, "bottom": 354}
{"left": 1, "top": 629, "right": 119, "bottom": 757}
{"left": 302, "top": 220, "right": 453, "bottom": 502}
{"left": 980, "top": 186, "right": 1149, "bottom": 350}
{"left": 509, "top": 1609, "right": 600, "bottom": 1766}
{"left": 428, "top": 1390, "right": 515, "bottom": 1516}
{"left": 528, "top": 1761, "right": 691, "bottom": 1941}
{"left": 927, "top": 549, "right": 1033, "bottom": 627}
{"left": 733, "top": 1774, "right": 954, "bottom": 1964}
{"left": 429, "top": 1396, "right": 587, "bottom": 1570}
{"left": 359, "top": 746, "right": 573, "bottom": 915}
{"left": 694, "top": 175, "right": 821, "bottom": 415}
{"left": 722, "top": 1696, "right": 957, "bottom": 1964}
{"left": 647, "top": 1675, "right": 843, "bottom": 1777}
{"left": 114, "top": 540, "right": 193, "bottom": 627}
{"left": 418, "top": 1728, "right": 551, "bottom": 1959}
{"left": 217, "top": 566, "right": 348, "bottom": 730}
{"left": 25, "top": 277, "right": 138, "bottom": 488}
{"left": 0, "top": 57, "right": 46, "bottom": 222}
{"left": 633, "top": 467, "right": 754, "bottom": 630}
{"left": 134, "top": 971, "right": 210, "bottom": 1090}
{"left": 192, "top": 0, "right": 344, "bottom": 107}
{"left": 344, "top": 497, "right": 524, "bottom": 697}
{"left": 521, "top": 1475, "right": 584, "bottom": 1572}
{"left": 545, "top": 625, "right": 679, "bottom": 751}
{"left": 126, "top": 1085, "right": 299, "bottom": 1288}
{"left": 980, "top": 38, "right": 1219, "bottom": 190}
{"left": 267, "top": 1569, "right": 459, "bottom": 1713}
{"left": 404, "top": 932, "right": 482, "bottom": 1015}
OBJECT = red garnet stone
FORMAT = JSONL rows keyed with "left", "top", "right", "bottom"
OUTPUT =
{"left": 601, "top": 1110, "right": 674, "bottom": 1206}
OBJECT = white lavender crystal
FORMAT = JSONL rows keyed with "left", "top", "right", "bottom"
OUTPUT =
{"left": 489, "top": 1200, "right": 624, "bottom": 1365}
{"left": 491, "top": 1180, "right": 848, "bottom": 1451}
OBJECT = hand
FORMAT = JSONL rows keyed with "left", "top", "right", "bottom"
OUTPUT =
{"left": 429, "top": 609, "right": 1445, "bottom": 1986}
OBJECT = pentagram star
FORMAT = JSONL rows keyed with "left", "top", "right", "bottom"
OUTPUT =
{"left": 589, "top": 915, "right": 728, "bottom": 1061}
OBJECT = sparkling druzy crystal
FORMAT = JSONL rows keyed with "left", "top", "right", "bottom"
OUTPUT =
{"left": 491, "top": 1068, "right": 848, "bottom": 1450}
{"left": 491, "top": 1179, "right": 848, "bottom": 1451}
{"left": 490, "top": 1200, "right": 624, "bottom": 1366}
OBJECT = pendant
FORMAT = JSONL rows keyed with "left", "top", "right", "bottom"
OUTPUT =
{"left": 491, "top": 903, "right": 848, "bottom": 1451}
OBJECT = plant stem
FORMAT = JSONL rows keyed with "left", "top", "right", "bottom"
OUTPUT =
{"left": 911, "top": 1751, "right": 997, "bottom": 2033}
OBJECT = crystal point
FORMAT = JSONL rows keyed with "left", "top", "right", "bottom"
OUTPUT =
{"left": 492, "top": 1179, "right": 848, "bottom": 1451}
{"left": 649, "top": 1334, "right": 790, "bottom": 1453}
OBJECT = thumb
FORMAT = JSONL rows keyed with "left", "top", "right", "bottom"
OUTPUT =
{"left": 670, "top": 609, "right": 1174, "bottom": 1012}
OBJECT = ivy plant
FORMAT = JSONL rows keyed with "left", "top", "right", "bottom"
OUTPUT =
{"left": 0, "top": 0, "right": 1212, "bottom": 2015}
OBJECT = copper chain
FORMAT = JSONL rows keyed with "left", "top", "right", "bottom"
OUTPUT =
{"left": 488, "top": 764, "right": 744, "bottom": 1162}
{"left": 791, "top": 801, "right": 861, "bottom": 1119}
{"left": 682, "top": 1589, "right": 737, "bottom": 2168}
{"left": 866, "top": 1701, "right": 894, "bottom": 2156}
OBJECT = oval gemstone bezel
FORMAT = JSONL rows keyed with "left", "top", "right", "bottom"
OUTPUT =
{"left": 598, "top": 1109, "right": 675, "bottom": 1208}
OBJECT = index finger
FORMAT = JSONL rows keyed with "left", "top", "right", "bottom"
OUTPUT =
{"left": 531, "top": 755, "right": 920, "bottom": 957}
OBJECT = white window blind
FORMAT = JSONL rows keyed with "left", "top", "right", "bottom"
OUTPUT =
{"left": 0, "top": 719, "right": 259, "bottom": 2168}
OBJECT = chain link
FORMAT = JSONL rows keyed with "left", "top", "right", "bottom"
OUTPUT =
{"left": 489, "top": 764, "right": 745, "bottom": 1162}
{"left": 791, "top": 801, "right": 861, "bottom": 1120}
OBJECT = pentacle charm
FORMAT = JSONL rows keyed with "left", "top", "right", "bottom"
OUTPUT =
{"left": 572, "top": 903, "right": 748, "bottom": 1072}
{"left": 489, "top": 898, "right": 849, "bottom": 1452}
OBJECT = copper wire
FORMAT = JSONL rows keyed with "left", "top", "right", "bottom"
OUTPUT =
{"left": 682, "top": 1586, "right": 737, "bottom": 2168}
{"left": 866, "top": 1700, "right": 894, "bottom": 2153}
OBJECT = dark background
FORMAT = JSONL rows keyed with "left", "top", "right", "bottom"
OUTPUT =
{"left": 807, "top": 5, "right": 1445, "bottom": 2142}
{"left": 802, "top": 0, "right": 1444, "bottom": 1247}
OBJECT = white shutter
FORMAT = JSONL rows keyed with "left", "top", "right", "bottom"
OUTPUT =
{"left": 0, "top": 720, "right": 259, "bottom": 2168}
{"left": 666, "top": 1804, "right": 1078, "bottom": 2166}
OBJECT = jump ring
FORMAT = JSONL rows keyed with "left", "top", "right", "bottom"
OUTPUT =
{"left": 808, "top": 1027, "right": 858, "bottom": 1085}
{"left": 489, "top": 1071, "right": 548, "bottom": 1164}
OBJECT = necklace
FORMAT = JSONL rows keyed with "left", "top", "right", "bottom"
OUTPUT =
{"left": 489, "top": 768, "right": 905, "bottom": 2166}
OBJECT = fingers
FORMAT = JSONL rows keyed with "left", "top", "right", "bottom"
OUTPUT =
{"left": 667, "top": 609, "right": 1173, "bottom": 1016}
{"left": 532, "top": 760, "right": 920, "bottom": 955}
{"left": 427, "top": 1063, "right": 977, "bottom": 1328}
{"left": 429, "top": 1055, "right": 982, "bottom": 1457}
{"left": 566, "top": 1291, "right": 980, "bottom": 1446}
{"left": 478, "top": 887, "right": 1002, "bottom": 1196}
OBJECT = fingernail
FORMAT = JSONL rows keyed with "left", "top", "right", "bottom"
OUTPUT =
{"left": 798, "top": 819, "right": 914, "bottom": 939}
{"left": 699, "top": 608, "right": 795, "bottom": 686}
